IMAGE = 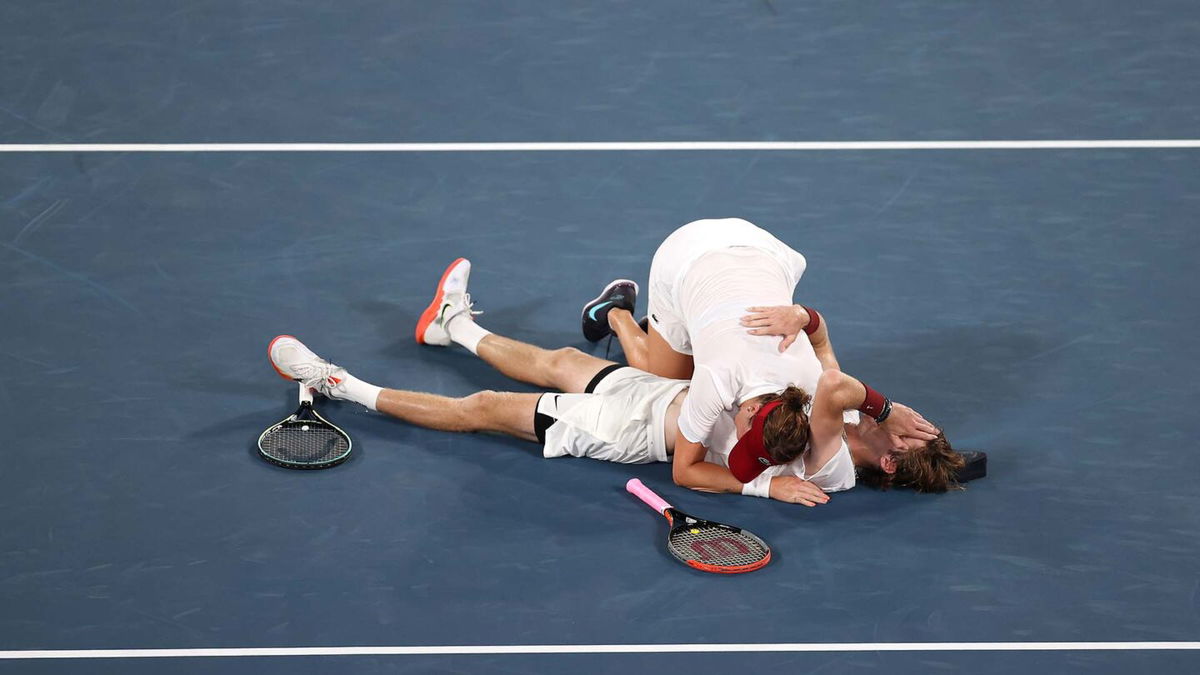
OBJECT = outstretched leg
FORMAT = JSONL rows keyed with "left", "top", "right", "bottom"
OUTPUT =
{"left": 474, "top": 333, "right": 615, "bottom": 394}
{"left": 415, "top": 258, "right": 618, "bottom": 393}
{"left": 376, "top": 388, "right": 539, "bottom": 441}
{"left": 269, "top": 334, "right": 540, "bottom": 441}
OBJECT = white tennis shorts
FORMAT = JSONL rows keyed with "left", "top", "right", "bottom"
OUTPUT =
{"left": 542, "top": 367, "right": 688, "bottom": 464}
{"left": 647, "top": 218, "right": 807, "bottom": 355}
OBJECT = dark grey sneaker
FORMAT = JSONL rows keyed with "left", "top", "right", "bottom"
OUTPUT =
{"left": 581, "top": 279, "right": 638, "bottom": 342}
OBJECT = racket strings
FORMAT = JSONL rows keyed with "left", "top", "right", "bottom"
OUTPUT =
{"left": 668, "top": 525, "right": 769, "bottom": 567}
{"left": 261, "top": 422, "right": 349, "bottom": 464}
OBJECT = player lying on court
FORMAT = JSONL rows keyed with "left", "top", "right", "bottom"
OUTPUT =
{"left": 578, "top": 217, "right": 960, "bottom": 492}
{"left": 266, "top": 260, "right": 965, "bottom": 503}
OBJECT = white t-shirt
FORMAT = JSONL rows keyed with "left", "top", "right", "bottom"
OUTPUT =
{"left": 675, "top": 248, "right": 824, "bottom": 447}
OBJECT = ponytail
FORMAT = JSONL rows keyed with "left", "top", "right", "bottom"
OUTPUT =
{"left": 759, "top": 385, "right": 812, "bottom": 463}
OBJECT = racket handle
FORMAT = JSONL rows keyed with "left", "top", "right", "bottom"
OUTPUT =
{"left": 626, "top": 478, "right": 672, "bottom": 514}
{"left": 297, "top": 381, "right": 313, "bottom": 405}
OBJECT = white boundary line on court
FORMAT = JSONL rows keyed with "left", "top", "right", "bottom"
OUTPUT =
{"left": 2, "top": 642, "right": 1199, "bottom": 659}
{"left": 1, "top": 140, "right": 1199, "bottom": 152}
{"left": 1, "top": 138, "right": 1194, "bottom": 661}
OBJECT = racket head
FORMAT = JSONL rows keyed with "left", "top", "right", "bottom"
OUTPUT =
{"left": 663, "top": 507, "right": 771, "bottom": 574}
{"left": 257, "top": 401, "right": 353, "bottom": 470}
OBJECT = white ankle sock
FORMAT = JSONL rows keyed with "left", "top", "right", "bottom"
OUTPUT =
{"left": 447, "top": 314, "right": 491, "bottom": 355}
{"left": 336, "top": 374, "right": 383, "bottom": 411}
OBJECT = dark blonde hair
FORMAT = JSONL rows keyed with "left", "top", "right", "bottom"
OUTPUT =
{"left": 757, "top": 386, "right": 812, "bottom": 464}
{"left": 857, "top": 432, "right": 965, "bottom": 493}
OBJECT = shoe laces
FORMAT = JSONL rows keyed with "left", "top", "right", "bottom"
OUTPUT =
{"left": 445, "top": 292, "right": 484, "bottom": 322}
{"left": 291, "top": 358, "right": 341, "bottom": 394}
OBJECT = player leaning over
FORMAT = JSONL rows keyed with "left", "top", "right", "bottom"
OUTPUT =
{"left": 267, "top": 260, "right": 964, "bottom": 502}
{"left": 579, "top": 218, "right": 959, "bottom": 492}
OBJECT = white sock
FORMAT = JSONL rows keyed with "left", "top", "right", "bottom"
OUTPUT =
{"left": 335, "top": 373, "right": 384, "bottom": 411}
{"left": 447, "top": 313, "right": 491, "bottom": 355}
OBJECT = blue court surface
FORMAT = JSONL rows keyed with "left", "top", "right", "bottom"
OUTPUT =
{"left": 2, "top": 2, "right": 1199, "bottom": 674}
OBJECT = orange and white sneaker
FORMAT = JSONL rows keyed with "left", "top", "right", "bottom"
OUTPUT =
{"left": 415, "top": 257, "right": 479, "bottom": 346}
{"left": 268, "top": 335, "right": 352, "bottom": 399}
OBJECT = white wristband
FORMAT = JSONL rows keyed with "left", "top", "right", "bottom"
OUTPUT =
{"left": 740, "top": 477, "right": 771, "bottom": 499}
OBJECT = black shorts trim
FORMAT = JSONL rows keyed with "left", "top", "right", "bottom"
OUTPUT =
{"left": 584, "top": 364, "right": 627, "bottom": 394}
{"left": 534, "top": 393, "right": 557, "bottom": 444}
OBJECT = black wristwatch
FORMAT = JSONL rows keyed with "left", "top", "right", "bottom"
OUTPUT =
{"left": 874, "top": 398, "right": 892, "bottom": 424}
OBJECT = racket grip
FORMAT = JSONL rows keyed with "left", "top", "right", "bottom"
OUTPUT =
{"left": 626, "top": 478, "right": 672, "bottom": 514}
{"left": 297, "top": 381, "right": 313, "bottom": 405}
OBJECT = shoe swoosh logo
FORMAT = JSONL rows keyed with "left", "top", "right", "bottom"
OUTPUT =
{"left": 587, "top": 301, "right": 613, "bottom": 321}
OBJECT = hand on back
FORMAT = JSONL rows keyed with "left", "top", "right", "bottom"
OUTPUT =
{"left": 741, "top": 305, "right": 810, "bottom": 352}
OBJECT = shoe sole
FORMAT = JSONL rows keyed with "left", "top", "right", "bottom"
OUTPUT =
{"left": 415, "top": 257, "right": 468, "bottom": 344}
{"left": 580, "top": 279, "right": 639, "bottom": 322}
{"left": 581, "top": 279, "right": 638, "bottom": 341}
{"left": 267, "top": 334, "right": 301, "bottom": 381}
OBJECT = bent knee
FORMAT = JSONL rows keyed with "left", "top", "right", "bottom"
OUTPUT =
{"left": 459, "top": 390, "right": 502, "bottom": 428}
{"left": 550, "top": 346, "right": 585, "bottom": 364}
{"left": 548, "top": 346, "right": 585, "bottom": 375}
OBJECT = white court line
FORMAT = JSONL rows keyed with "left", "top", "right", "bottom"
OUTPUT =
{"left": 2, "top": 642, "right": 1199, "bottom": 659}
{"left": 0, "top": 140, "right": 1199, "bottom": 152}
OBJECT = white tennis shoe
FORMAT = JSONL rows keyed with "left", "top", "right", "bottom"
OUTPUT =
{"left": 268, "top": 335, "right": 352, "bottom": 400}
{"left": 415, "top": 257, "right": 480, "bottom": 346}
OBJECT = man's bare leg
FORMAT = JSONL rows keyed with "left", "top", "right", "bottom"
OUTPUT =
{"left": 609, "top": 308, "right": 694, "bottom": 380}
{"left": 269, "top": 335, "right": 542, "bottom": 441}
{"left": 607, "top": 307, "right": 649, "bottom": 370}
{"left": 376, "top": 388, "right": 540, "bottom": 441}
{"left": 474, "top": 332, "right": 616, "bottom": 394}
{"left": 416, "top": 258, "right": 619, "bottom": 394}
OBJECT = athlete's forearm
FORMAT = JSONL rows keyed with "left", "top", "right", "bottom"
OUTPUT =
{"left": 674, "top": 459, "right": 745, "bottom": 494}
{"left": 816, "top": 369, "right": 871, "bottom": 412}
{"left": 672, "top": 437, "right": 744, "bottom": 494}
{"left": 804, "top": 309, "right": 840, "bottom": 371}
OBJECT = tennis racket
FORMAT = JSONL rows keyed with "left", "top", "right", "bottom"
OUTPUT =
{"left": 257, "top": 382, "right": 353, "bottom": 469}
{"left": 625, "top": 478, "right": 771, "bottom": 574}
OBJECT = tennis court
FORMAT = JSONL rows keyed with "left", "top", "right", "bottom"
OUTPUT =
{"left": 2, "top": 2, "right": 1199, "bottom": 673}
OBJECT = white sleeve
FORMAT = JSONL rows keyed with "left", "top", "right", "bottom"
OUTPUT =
{"left": 798, "top": 443, "right": 857, "bottom": 492}
{"left": 677, "top": 365, "right": 731, "bottom": 446}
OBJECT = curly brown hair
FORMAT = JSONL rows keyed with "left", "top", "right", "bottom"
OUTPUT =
{"left": 857, "top": 432, "right": 965, "bottom": 493}
{"left": 757, "top": 386, "right": 812, "bottom": 464}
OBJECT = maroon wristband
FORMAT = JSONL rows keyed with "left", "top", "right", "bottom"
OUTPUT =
{"left": 859, "top": 383, "right": 891, "bottom": 422}
{"left": 801, "top": 306, "right": 821, "bottom": 335}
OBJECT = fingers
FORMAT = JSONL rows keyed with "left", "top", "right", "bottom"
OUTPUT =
{"left": 778, "top": 334, "right": 797, "bottom": 352}
{"left": 911, "top": 429, "right": 938, "bottom": 442}
{"left": 798, "top": 491, "right": 828, "bottom": 505}
{"left": 792, "top": 482, "right": 829, "bottom": 505}
{"left": 739, "top": 314, "right": 772, "bottom": 327}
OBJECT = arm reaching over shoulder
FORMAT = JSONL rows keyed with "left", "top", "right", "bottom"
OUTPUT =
{"left": 807, "top": 370, "right": 939, "bottom": 475}
{"left": 741, "top": 305, "right": 840, "bottom": 370}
